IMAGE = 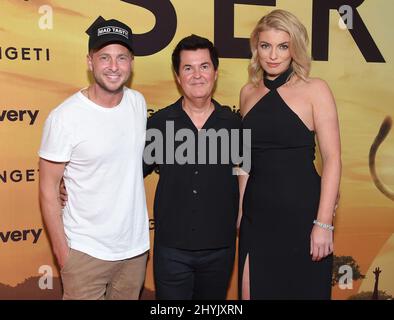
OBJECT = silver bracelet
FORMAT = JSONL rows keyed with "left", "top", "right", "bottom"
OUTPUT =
{"left": 313, "top": 219, "right": 334, "bottom": 231}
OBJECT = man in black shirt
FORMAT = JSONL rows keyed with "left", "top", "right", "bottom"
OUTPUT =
{"left": 144, "top": 35, "right": 243, "bottom": 300}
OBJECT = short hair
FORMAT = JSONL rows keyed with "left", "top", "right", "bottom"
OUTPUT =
{"left": 248, "top": 9, "right": 311, "bottom": 86}
{"left": 172, "top": 34, "right": 219, "bottom": 75}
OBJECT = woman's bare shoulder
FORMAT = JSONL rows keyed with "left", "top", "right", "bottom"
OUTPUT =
{"left": 240, "top": 82, "right": 258, "bottom": 96}
{"left": 291, "top": 77, "right": 332, "bottom": 99}
{"left": 304, "top": 77, "right": 331, "bottom": 91}
{"left": 303, "top": 77, "right": 336, "bottom": 110}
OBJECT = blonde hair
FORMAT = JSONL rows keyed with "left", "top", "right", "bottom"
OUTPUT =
{"left": 248, "top": 9, "right": 311, "bottom": 86}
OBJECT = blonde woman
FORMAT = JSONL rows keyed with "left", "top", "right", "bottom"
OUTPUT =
{"left": 238, "top": 9, "right": 341, "bottom": 299}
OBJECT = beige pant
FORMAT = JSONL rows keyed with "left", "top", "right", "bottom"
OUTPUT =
{"left": 60, "top": 248, "right": 148, "bottom": 300}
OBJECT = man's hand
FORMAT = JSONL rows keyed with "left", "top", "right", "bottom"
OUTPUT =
{"left": 59, "top": 179, "right": 68, "bottom": 208}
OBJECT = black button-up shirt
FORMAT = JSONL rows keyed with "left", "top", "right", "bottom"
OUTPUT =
{"left": 144, "top": 98, "right": 242, "bottom": 250}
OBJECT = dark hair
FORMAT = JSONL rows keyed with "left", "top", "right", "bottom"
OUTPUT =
{"left": 172, "top": 34, "right": 219, "bottom": 75}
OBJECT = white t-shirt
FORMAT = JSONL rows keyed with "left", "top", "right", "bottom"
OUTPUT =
{"left": 39, "top": 88, "right": 149, "bottom": 261}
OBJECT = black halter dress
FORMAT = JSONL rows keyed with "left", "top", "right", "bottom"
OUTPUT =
{"left": 239, "top": 69, "right": 333, "bottom": 299}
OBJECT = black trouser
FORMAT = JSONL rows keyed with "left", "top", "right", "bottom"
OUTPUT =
{"left": 153, "top": 243, "right": 235, "bottom": 300}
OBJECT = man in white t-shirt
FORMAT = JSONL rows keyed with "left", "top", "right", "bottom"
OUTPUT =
{"left": 38, "top": 16, "right": 149, "bottom": 300}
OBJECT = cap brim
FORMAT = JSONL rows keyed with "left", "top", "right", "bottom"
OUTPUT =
{"left": 90, "top": 37, "right": 133, "bottom": 53}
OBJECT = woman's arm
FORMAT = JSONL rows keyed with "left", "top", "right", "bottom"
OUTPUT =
{"left": 310, "top": 78, "right": 341, "bottom": 261}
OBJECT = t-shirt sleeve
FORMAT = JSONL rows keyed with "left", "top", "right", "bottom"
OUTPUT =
{"left": 137, "top": 91, "right": 148, "bottom": 123}
{"left": 38, "top": 110, "right": 73, "bottom": 162}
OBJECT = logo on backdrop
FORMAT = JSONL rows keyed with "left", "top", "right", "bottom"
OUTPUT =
{"left": 0, "top": 169, "right": 38, "bottom": 183}
{"left": 0, "top": 109, "right": 39, "bottom": 125}
{"left": 0, "top": 47, "right": 50, "bottom": 61}
{"left": 105, "top": 0, "right": 385, "bottom": 62}
{"left": 0, "top": 228, "right": 42, "bottom": 244}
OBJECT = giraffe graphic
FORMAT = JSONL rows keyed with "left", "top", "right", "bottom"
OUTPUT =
{"left": 372, "top": 267, "right": 382, "bottom": 300}
{"left": 369, "top": 116, "right": 394, "bottom": 200}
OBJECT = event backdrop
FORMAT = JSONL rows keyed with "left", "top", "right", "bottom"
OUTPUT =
{"left": 0, "top": 0, "right": 393, "bottom": 300}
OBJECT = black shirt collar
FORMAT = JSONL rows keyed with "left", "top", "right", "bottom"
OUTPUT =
{"left": 167, "top": 97, "right": 233, "bottom": 120}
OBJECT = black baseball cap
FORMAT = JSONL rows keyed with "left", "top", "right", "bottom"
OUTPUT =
{"left": 86, "top": 16, "right": 133, "bottom": 52}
